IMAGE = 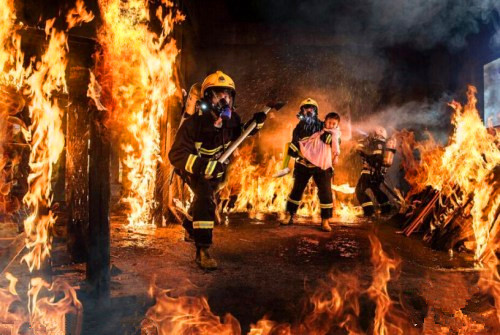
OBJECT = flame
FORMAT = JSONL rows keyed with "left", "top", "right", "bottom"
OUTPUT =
{"left": 87, "top": 70, "right": 107, "bottom": 111}
{"left": 97, "top": 0, "right": 184, "bottom": 228}
{"left": 0, "top": 2, "right": 91, "bottom": 333}
{"left": 66, "top": 0, "right": 95, "bottom": 30}
{"left": 0, "top": 273, "right": 24, "bottom": 334}
{"left": 142, "top": 281, "right": 241, "bottom": 334}
{"left": 220, "top": 144, "right": 361, "bottom": 221}
{"left": 366, "top": 235, "right": 402, "bottom": 335}
{"left": 0, "top": 0, "right": 25, "bottom": 88}
{"left": 28, "top": 278, "right": 83, "bottom": 335}
{"left": 21, "top": 18, "right": 68, "bottom": 272}
{"left": 142, "top": 235, "right": 406, "bottom": 334}
{"left": 399, "top": 86, "right": 500, "bottom": 327}
{"left": 400, "top": 86, "right": 500, "bottom": 260}
{"left": 20, "top": 0, "right": 94, "bottom": 272}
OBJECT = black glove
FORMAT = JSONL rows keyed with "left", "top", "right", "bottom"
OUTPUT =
{"left": 252, "top": 111, "right": 267, "bottom": 124}
{"left": 204, "top": 160, "right": 224, "bottom": 179}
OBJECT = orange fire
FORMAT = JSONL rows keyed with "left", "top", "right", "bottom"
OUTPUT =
{"left": 21, "top": 18, "right": 69, "bottom": 272}
{"left": 220, "top": 143, "right": 362, "bottom": 222}
{"left": 28, "top": 278, "right": 83, "bottom": 335}
{"left": 400, "top": 86, "right": 499, "bottom": 260}
{"left": 97, "top": 0, "right": 184, "bottom": 228}
{"left": 0, "top": 273, "right": 82, "bottom": 335}
{"left": 398, "top": 86, "right": 500, "bottom": 327}
{"left": 366, "top": 235, "right": 402, "bottom": 335}
{"left": 0, "top": 1, "right": 92, "bottom": 333}
{"left": 142, "top": 235, "right": 403, "bottom": 334}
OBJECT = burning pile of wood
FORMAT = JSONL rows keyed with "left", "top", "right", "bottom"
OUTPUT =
{"left": 397, "top": 86, "right": 500, "bottom": 258}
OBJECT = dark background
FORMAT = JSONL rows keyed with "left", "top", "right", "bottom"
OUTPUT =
{"left": 15, "top": 0, "right": 500, "bottom": 141}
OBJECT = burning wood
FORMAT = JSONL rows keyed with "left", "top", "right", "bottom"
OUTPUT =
{"left": 96, "top": 0, "right": 184, "bottom": 228}
{"left": 0, "top": 273, "right": 82, "bottom": 335}
{"left": 0, "top": 1, "right": 94, "bottom": 333}
{"left": 399, "top": 86, "right": 500, "bottom": 259}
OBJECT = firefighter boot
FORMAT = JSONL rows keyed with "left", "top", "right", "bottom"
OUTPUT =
{"left": 184, "top": 229, "right": 195, "bottom": 243}
{"left": 195, "top": 247, "right": 218, "bottom": 270}
{"left": 281, "top": 213, "right": 294, "bottom": 226}
{"left": 321, "top": 218, "right": 332, "bottom": 232}
{"left": 380, "top": 202, "right": 392, "bottom": 215}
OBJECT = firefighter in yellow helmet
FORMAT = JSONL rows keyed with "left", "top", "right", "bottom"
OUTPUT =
{"left": 283, "top": 98, "right": 339, "bottom": 232}
{"left": 355, "top": 126, "right": 396, "bottom": 217}
{"left": 169, "top": 70, "right": 267, "bottom": 270}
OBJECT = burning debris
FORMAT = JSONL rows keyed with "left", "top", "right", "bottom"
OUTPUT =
{"left": 399, "top": 86, "right": 500, "bottom": 260}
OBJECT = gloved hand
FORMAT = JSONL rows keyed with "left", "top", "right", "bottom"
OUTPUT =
{"left": 252, "top": 111, "right": 267, "bottom": 124}
{"left": 204, "top": 160, "right": 224, "bottom": 179}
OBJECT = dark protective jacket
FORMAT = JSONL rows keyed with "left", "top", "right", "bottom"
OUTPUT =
{"left": 168, "top": 109, "right": 259, "bottom": 179}
{"left": 287, "top": 120, "right": 335, "bottom": 167}
{"left": 357, "top": 136, "right": 387, "bottom": 174}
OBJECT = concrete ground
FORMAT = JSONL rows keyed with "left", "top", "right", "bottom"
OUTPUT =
{"left": 51, "top": 213, "right": 497, "bottom": 334}
{"left": 5, "top": 212, "right": 497, "bottom": 334}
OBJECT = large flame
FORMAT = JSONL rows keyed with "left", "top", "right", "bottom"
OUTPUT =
{"left": 0, "top": 0, "right": 25, "bottom": 88}
{"left": 97, "top": 0, "right": 184, "bottom": 228}
{"left": 0, "top": 274, "right": 82, "bottom": 335}
{"left": 400, "top": 86, "right": 500, "bottom": 260}
{"left": 220, "top": 143, "right": 362, "bottom": 222}
{"left": 142, "top": 235, "right": 404, "bottom": 334}
{"left": 0, "top": 1, "right": 91, "bottom": 333}
{"left": 21, "top": 18, "right": 69, "bottom": 272}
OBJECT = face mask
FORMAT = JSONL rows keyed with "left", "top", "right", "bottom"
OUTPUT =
{"left": 218, "top": 98, "right": 232, "bottom": 120}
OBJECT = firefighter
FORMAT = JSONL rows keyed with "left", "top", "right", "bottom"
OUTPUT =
{"left": 168, "top": 70, "right": 266, "bottom": 270}
{"left": 355, "top": 126, "right": 396, "bottom": 217}
{"left": 283, "top": 98, "right": 339, "bottom": 232}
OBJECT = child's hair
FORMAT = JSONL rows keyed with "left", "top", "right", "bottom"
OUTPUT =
{"left": 325, "top": 112, "right": 340, "bottom": 122}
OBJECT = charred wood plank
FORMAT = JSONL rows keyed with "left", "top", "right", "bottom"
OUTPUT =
{"left": 66, "top": 66, "right": 91, "bottom": 263}
{"left": 86, "top": 107, "right": 111, "bottom": 299}
{"left": 403, "top": 189, "right": 440, "bottom": 236}
{"left": 0, "top": 233, "right": 25, "bottom": 275}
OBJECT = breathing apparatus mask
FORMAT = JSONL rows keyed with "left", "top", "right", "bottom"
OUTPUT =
{"left": 297, "top": 105, "right": 318, "bottom": 124}
{"left": 199, "top": 87, "right": 234, "bottom": 121}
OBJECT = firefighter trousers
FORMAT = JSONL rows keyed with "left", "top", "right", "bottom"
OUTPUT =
{"left": 182, "top": 174, "right": 220, "bottom": 248}
{"left": 355, "top": 173, "right": 390, "bottom": 216}
{"left": 286, "top": 163, "right": 333, "bottom": 219}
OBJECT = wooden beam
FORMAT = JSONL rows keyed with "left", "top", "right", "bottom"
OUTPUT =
{"left": 0, "top": 233, "right": 26, "bottom": 275}
{"left": 86, "top": 108, "right": 111, "bottom": 299}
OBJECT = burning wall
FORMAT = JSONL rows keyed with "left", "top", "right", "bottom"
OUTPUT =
{"left": 96, "top": 0, "right": 184, "bottom": 228}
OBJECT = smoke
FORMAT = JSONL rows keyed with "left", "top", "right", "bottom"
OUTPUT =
{"left": 352, "top": 93, "right": 455, "bottom": 144}
{"left": 365, "top": 0, "right": 499, "bottom": 50}
{"left": 295, "top": 0, "right": 500, "bottom": 50}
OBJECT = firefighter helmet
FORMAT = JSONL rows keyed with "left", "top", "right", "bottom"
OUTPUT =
{"left": 299, "top": 98, "right": 319, "bottom": 111}
{"left": 201, "top": 71, "right": 236, "bottom": 96}
{"left": 373, "top": 126, "right": 387, "bottom": 140}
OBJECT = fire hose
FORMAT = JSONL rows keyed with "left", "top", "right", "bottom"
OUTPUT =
{"left": 215, "top": 101, "right": 286, "bottom": 165}
{"left": 169, "top": 101, "right": 286, "bottom": 183}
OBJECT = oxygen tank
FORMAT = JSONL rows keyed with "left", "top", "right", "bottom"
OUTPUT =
{"left": 383, "top": 137, "right": 397, "bottom": 167}
{"left": 184, "top": 82, "right": 201, "bottom": 117}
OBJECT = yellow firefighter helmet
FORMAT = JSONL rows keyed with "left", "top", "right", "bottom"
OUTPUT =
{"left": 299, "top": 98, "right": 319, "bottom": 110}
{"left": 201, "top": 70, "right": 236, "bottom": 96}
{"left": 373, "top": 126, "right": 387, "bottom": 140}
